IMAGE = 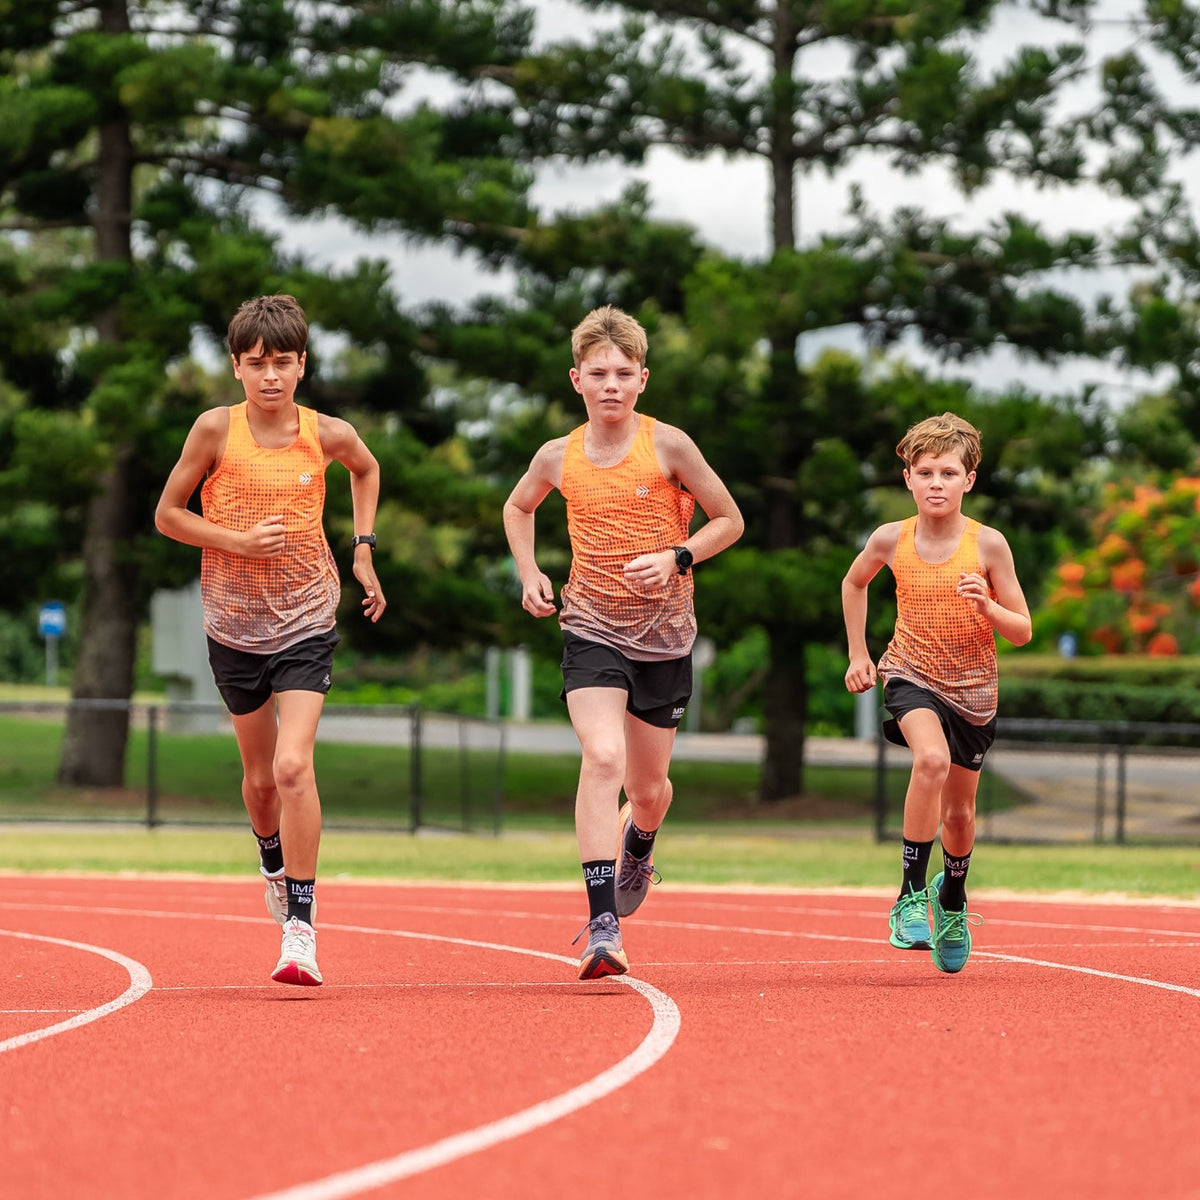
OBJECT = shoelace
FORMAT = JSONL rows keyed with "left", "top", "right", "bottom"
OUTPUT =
{"left": 572, "top": 913, "right": 618, "bottom": 947}
{"left": 932, "top": 906, "right": 982, "bottom": 945}
{"left": 617, "top": 854, "right": 661, "bottom": 892}
{"left": 895, "top": 891, "right": 927, "bottom": 923}
{"left": 280, "top": 921, "right": 315, "bottom": 957}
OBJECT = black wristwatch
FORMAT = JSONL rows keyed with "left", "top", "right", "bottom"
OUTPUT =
{"left": 672, "top": 545, "right": 693, "bottom": 574}
{"left": 351, "top": 534, "right": 377, "bottom": 551}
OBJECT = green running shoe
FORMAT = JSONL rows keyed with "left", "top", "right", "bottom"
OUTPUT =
{"left": 929, "top": 871, "right": 983, "bottom": 974}
{"left": 888, "top": 885, "right": 932, "bottom": 949}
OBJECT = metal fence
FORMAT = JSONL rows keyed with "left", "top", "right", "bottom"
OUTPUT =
{"left": 0, "top": 700, "right": 505, "bottom": 834}
{"left": 871, "top": 717, "right": 1200, "bottom": 845}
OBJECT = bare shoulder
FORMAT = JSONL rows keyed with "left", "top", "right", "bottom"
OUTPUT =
{"left": 183, "top": 405, "right": 230, "bottom": 459}
{"left": 978, "top": 523, "right": 1016, "bottom": 561}
{"left": 866, "top": 520, "right": 904, "bottom": 558}
{"left": 317, "top": 412, "right": 359, "bottom": 451}
{"left": 530, "top": 434, "right": 569, "bottom": 480}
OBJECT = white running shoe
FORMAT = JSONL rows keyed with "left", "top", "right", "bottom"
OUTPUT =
{"left": 272, "top": 917, "right": 323, "bottom": 986}
{"left": 262, "top": 869, "right": 317, "bottom": 927}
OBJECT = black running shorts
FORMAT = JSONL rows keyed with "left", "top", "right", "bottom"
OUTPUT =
{"left": 882, "top": 678, "right": 996, "bottom": 772}
{"left": 560, "top": 632, "right": 692, "bottom": 729}
{"left": 206, "top": 628, "right": 340, "bottom": 716}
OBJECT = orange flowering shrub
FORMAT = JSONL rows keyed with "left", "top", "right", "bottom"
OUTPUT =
{"left": 1040, "top": 474, "right": 1200, "bottom": 654}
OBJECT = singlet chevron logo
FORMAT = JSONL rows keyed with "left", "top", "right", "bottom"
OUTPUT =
{"left": 298, "top": 473, "right": 313, "bottom": 485}
{"left": 636, "top": 485, "right": 649, "bottom": 498}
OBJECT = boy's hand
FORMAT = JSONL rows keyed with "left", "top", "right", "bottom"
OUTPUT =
{"left": 623, "top": 550, "right": 675, "bottom": 591}
{"left": 845, "top": 656, "right": 878, "bottom": 694}
{"left": 521, "top": 571, "right": 556, "bottom": 617}
{"left": 352, "top": 551, "right": 386, "bottom": 622}
{"left": 956, "top": 571, "right": 992, "bottom": 617}
{"left": 241, "top": 515, "right": 287, "bottom": 558}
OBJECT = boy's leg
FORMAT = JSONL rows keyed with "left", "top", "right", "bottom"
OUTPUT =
{"left": 565, "top": 686, "right": 630, "bottom": 979}
{"left": 929, "top": 766, "right": 983, "bottom": 974}
{"left": 614, "top": 713, "right": 675, "bottom": 917}
{"left": 228, "top": 700, "right": 291, "bottom": 923}
{"left": 269, "top": 689, "right": 326, "bottom": 986}
{"left": 888, "top": 708, "right": 951, "bottom": 949}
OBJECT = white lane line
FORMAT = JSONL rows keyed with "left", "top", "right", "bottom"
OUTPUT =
{"left": 0, "top": 930, "right": 153, "bottom": 1053}
{"left": 242, "top": 928, "right": 681, "bottom": 1200}
{"left": 974, "top": 951, "right": 1200, "bottom": 998}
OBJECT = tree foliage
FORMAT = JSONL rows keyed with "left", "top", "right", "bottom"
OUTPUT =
{"left": 0, "top": 0, "right": 535, "bottom": 784}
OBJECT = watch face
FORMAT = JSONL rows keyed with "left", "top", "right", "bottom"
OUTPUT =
{"left": 674, "top": 546, "right": 693, "bottom": 570}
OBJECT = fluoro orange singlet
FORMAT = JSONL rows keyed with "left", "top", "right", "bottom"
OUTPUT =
{"left": 877, "top": 515, "right": 998, "bottom": 723}
{"left": 200, "top": 402, "right": 339, "bottom": 655}
{"left": 559, "top": 414, "right": 696, "bottom": 661}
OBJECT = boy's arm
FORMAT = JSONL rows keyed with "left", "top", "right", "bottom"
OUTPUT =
{"left": 841, "top": 524, "right": 897, "bottom": 694}
{"left": 969, "top": 526, "right": 1032, "bottom": 646}
{"left": 154, "top": 409, "right": 287, "bottom": 558}
{"left": 503, "top": 440, "right": 563, "bottom": 618}
{"left": 320, "top": 415, "right": 386, "bottom": 623}
{"left": 628, "top": 425, "right": 744, "bottom": 590}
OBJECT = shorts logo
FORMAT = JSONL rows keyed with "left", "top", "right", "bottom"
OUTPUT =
{"left": 636, "top": 485, "right": 649, "bottom": 498}
{"left": 972, "top": 753, "right": 983, "bottom": 764}
{"left": 299, "top": 473, "right": 313, "bottom": 485}
{"left": 322, "top": 673, "right": 331, "bottom": 688}
{"left": 671, "top": 706, "right": 686, "bottom": 720}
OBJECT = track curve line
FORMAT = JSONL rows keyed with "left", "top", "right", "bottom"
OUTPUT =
{"left": 0, "top": 929, "right": 153, "bottom": 1054}
{"left": 245, "top": 925, "right": 682, "bottom": 1200}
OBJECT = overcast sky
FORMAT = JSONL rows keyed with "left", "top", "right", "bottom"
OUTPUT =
{"left": 263, "top": 0, "right": 1197, "bottom": 403}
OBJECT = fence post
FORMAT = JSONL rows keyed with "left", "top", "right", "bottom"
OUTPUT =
{"left": 409, "top": 703, "right": 423, "bottom": 833}
{"left": 493, "top": 721, "right": 506, "bottom": 837}
{"left": 873, "top": 724, "right": 887, "bottom": 843}
{"left": 1093, "top": 741, "right": 1107, "bottom": 844}
{"left": 1115, "top": 725, "right": 1128, "bottom": 845}
{"left": 146, "top": 704, "right": 159, "bottom": 829}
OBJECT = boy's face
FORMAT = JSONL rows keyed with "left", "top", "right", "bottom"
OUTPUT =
{"left": 232, "top": 339, "right": 306, "bottom": 411}
{"left": 904, "top": 450, "right": 975, "bottom": 515}
{"left": 569, "top": 343, "right": 647, "bottom": 424}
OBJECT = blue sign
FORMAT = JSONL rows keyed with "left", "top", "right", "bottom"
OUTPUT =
{"left": 38, "top": 601, "right": 67, "bottom": 638}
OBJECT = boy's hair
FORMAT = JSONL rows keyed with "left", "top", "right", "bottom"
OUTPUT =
{"left": 227, "top": 294, "right": 308, "bottom": 359}
{"left": 897, "top": 412, "right": 982, "bottom": 474}
{"left": 570, "top": 305, "right": 648, "bottom": 368}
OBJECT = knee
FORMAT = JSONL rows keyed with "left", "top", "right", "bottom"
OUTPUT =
{"left": 580, "top": 741, "right": 625, "bottom": 786}
{"left": 243, "top": 769, "right": 276, "bottom": 807}
{"left": 942, "top": 799, "right": 976, "bottom": 836}
{"left": 911, "top": 745, "right": 951, "bottom": 784}
{"left": 625, "top": 776, "right": 670, "bottom": 812}
{"left": 273, "top": 752, "right": 314, "bottom": 795}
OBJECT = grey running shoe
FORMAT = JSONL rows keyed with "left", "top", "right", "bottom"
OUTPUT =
{"left": 614, "top": 801, "right": 661, "bottom": 918}
{"left": 572, "top": 912, "right": 628, "bottom": 981}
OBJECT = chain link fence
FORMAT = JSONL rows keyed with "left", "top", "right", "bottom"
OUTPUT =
{"left": 871, "top": 717, "right": 1200, "bottom": 845}
{"left": 0, "top": 700, "right": 505, "bottom": 834}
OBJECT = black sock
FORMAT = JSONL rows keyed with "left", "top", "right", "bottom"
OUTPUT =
{"left": 255, "top": 829, "right": 284, "bottom": 877}
{"left": 286, "top": 877, "right": 315, "bottom": 926}
{"left": 939, "top": 851, "right": 972, "bottom": 911}
{"left": 900, "top": 837, "right": 935, "bottom": 900}
{"left": 624, "top": 820, "right": 657, "bottom": 861}
{"left": 582, "top": 859, "right": 616, "bottom": 922}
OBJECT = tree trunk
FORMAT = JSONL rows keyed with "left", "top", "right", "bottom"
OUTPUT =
{"left": 57, "top": 447, "right": 142, "bottom": 785}
{"left": 760, "top": 634, "right": 807, "bottom": 801}
{"left": 58, "top": 21, "right": 139, "bottom": 787}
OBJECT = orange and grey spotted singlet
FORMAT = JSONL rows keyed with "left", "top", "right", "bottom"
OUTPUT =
{"left": 878, "top": 516, "right": 998, "bottom": 723}
{"left": 200, "top": 402, "right": 339, "bottom": 655}
{"left": 559, "top": 414, "right": 696, "bottom": 661}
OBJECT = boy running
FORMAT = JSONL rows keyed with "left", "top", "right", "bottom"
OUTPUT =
{"left": 155, "top": 294, "right": 385, "bottom": 986}
{"left": 841, "top": 412, "right": 1031, "bottom": 973}
{"left": 503, "top": 305, "right": 743, "bottom": 980}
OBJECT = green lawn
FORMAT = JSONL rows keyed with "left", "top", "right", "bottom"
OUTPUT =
{"left": 3, "top": 712, "right": 1198, "bottom": 899}
{"left": 2, "top": 827, "right": 1199, "bottom": 899}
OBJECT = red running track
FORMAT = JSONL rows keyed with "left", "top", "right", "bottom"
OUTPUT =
{"left": 2, "top": 874, "right": 1200, "bottom": 1200}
